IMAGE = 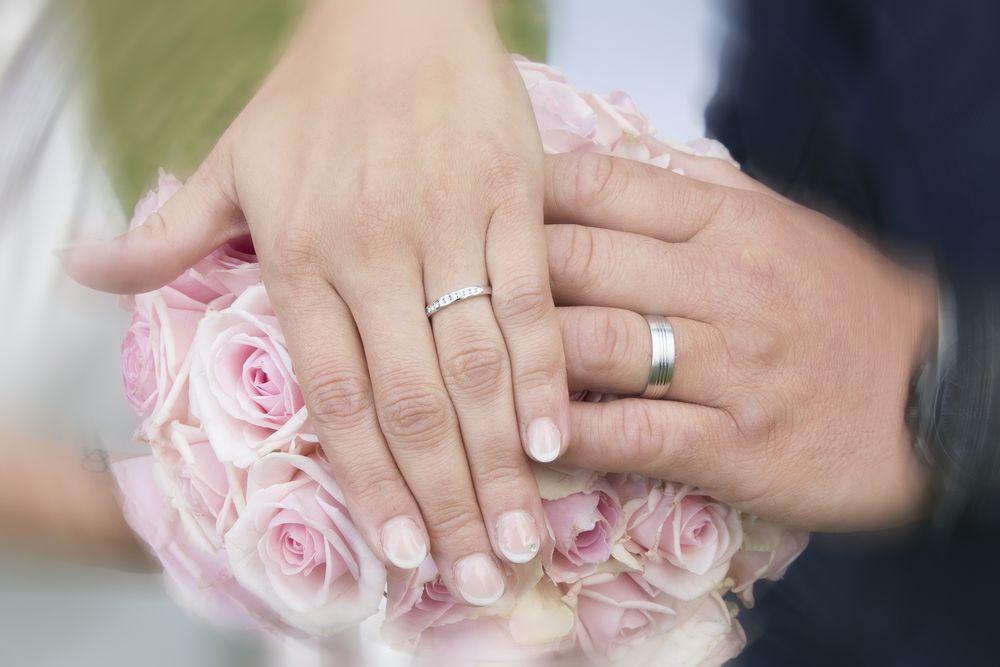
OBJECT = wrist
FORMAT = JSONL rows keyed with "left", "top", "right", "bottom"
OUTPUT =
{"left": 294, "top": 0, "right": 503, "bottom": 69}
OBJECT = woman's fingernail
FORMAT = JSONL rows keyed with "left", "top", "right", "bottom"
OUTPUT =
{"left": 380, "top": 516, "right": 428, "bottom": 569}
{"left": 454, "top": 553, "right": 505, "bottom": 606}
{"left": 496, "top": 511, "right": 540, "bottom": 564}
{"left": 526, "top": 418, "right": 562, "bottom": 462}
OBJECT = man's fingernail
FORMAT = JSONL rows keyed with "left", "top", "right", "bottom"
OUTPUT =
{"left": 496, "top": 511, "right": 540, "bottom": 564}
{"left": 454, "top": 553, "right": 505, "bottom": 606}
{"left": 380, "top": 516, "right": 428, "bottom": 569}
{"left": 526, "top": 418, "right": 561, "bottom": 462}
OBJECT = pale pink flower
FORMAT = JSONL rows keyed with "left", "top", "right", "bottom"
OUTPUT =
{"left": 728, "top": 518, "right": 808, "bottom": 607}
{"left": 516, "top": 56, "right": 599, "bottom": 153}
{"left": 624, "top": 484, "right": 742, "bottom": 600}
{"left": 122, "top": 289, "right": 204, "bottom": 432}
{"left": 571, "top": 572, "right": 677, "bottom": 664}
{"left": 647, "top": 594, "right": 746, "bottom": 667}
{"left": 153, "top": 423, "right": 245, "bottom": 547}
{"left": 122, "top": 309, "right": 157, "bottom": 415}
{"left": 383, "top": 558, "right": 467, "bottom": 648}
{"left": 225, "top": 452, "right": 386, "bottom": 635}
{"left": 541, "top": 490, "right": 623, "bottom": 583}
{"left": 189, "top": 284, "right": 315, "bottom": 467}
{"left": 112, "top": 453, "right": 276, "bottom": 631}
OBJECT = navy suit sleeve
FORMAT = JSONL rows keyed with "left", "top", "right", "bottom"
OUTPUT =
{"left": 705, "top": 0, "right": 1000, "bottom": 524}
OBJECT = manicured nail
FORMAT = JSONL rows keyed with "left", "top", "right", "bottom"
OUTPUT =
{"left": 380, "top": 516, "right": 428, "bottom": 570}
{"left": 496, "top": 511, "right": 540, "bottom": 564}
{"left": 454, "top": 553, "right": 505, "bottom": 606}
{"left": 526, "top": 418, "right": 562, "bottom": 462}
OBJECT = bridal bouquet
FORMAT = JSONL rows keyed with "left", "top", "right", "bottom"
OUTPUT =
{"left": 114, "top": 58, "right": 807, "bottom": 666}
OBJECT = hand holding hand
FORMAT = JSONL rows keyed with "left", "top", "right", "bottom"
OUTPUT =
{"left": 547, "top": 151, "right": 938, "bottom": 530}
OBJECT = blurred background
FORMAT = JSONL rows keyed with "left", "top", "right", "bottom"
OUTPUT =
{"left": 0, "top": 1, "right": 723, "bottom": 665}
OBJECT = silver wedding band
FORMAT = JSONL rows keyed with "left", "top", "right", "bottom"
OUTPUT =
{"left": 641, "top": 315, "right": 675, "bottom": 399}
{"left": 426, "top": 285, "right": 492, "bottom": 317}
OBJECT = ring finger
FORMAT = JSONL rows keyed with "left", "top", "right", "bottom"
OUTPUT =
{"left": 557, "top": 306, "right": 731, "bottom": 404}
{"left": 425, "top": 256, "right": 545, "bottom": 566}
{"left": 340, "top": 262, "right": 506, "bottom": 607}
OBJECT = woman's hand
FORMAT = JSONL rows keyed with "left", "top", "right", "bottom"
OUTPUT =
{"left": 545, "top": 151, "right": 938, "bottom": 531}
{"left": 60, "top": 0, "right": 569, "bottom": 605}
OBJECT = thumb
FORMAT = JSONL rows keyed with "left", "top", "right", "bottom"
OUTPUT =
{"left": 58, "top": 156, "right": 244, "bottom": 295}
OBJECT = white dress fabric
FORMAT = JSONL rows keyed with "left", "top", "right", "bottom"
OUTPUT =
{"left": 0, "top": 3, "right": 256, "bottom": 666}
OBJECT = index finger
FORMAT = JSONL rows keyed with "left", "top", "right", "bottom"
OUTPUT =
{"left": 543, "top": 152, "right": 730, "bottom": 243}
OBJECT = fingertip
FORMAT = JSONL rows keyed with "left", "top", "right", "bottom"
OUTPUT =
{"left": 380, "top": 515, "right": 429, "bottom": 570}
{"left": 525, "top": 417, "right": 562, "bottom": 463}
{"left": 495, "top": 510, "right": 541, "bottom": 564}
{"left": 54, "top": 238, "right": 160, "bottom": 295}
{"left": 453, "top": 552, "right": 506, "bottom": 606}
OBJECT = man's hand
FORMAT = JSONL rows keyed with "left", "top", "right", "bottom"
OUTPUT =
{"left": 546, "top": 151, "right": 938, "bottom": 531}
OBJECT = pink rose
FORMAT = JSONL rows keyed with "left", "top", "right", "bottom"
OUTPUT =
{"left": 584, "top": 90, "right": 672, "bottom": 166}
{"left": 189, "top": 284, "right": 315, "bottom": 467}
{"left": 571, "top": 572, "right": 677, "bottom": 664}
{"left": 605, "top": 473, "right": 658, "bottom": 507}
{"left": 387, "top": 559, "right": 575, "bottom": 662}
{"left": 728, "top": 519, "right": 808, "bottom": 607}
{"left": 122, "top": 172, "right": 235, "bottom": 425}
{"left": 384, "top": 557, "right": 468, "bottom": 648}
{"left": 122, "top": 289, "right": 204, "bottom": 429}
{"left": 224, "top": 452, "right": 386, "bottom": 635}
{"left": 122, "top": 309, "right": 157, "bottom": 415}
{"left": 194, "top": 234, "right": 261, "bottom": 297}
{"left": 516, "top": 56, "right": 599, "bottom": 153}
{"left": 112, "top": 453, "right": 276, "bottom": 631}
{"left": 624, "top": 484, "right": 742, "bottom": 600}
{"left": 154, "top": 423, "right": 245, "bottom": 546}
{"left": 541, "top": 490, "right": 622, "bottom": 583}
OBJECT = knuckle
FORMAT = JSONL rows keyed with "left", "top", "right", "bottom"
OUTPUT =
{"left": 554, "top": 224, "right": 599, "bottom": 286}
{"left": 515, "top": 362, "right": 562, "bottom": 395}
{"left": 472, "top": 455, "right": 526, "bottom": 492}
{"left": 484, "top": 152, "right": 535, "bottom": 209}
{"left": 341, "top": 463, "right": 404, "bottom": 509}
{"left": 561, "top": 152, "right": 626, "bottom": 209}
{"left": 304, "top": 366, "right": 373, "bottom": 427}
{"left": 615, "top": 400, "right": 667, "bottom": 468}
{"left": 303, "top": 366, "right": 372, "bottom": 425}
{"left": 424, "top": 499, "right": 483, "bottom": 541}
{"left": 378, "top": 382, "right": 454, "bottom": 442}
{"left": 726, "top": 320, "right": 788, "bottom": 367}
{"left": 440, "top": 338, "right": 509, "bottom": 399}
{"left": 573, "top": 309, "right": 632, "bottom": 377}
{"left": 493, "top": 272, "right": 552, "bottom": 325}
{"left": 130, "top": 211, "right": 169, "bottom": 248}
{"left": 728, "top": 395, "right": 778, "bottom": 444}
{"left": 270, "top": 229, "right": 325, "bottom": 281}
